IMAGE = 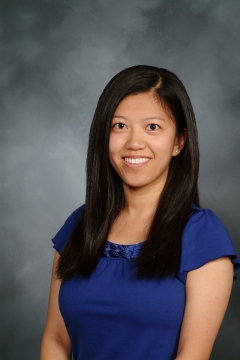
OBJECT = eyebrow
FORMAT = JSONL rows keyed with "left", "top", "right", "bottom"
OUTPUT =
{"left": 113, "top": 115, "right": 165, "bottom": 122}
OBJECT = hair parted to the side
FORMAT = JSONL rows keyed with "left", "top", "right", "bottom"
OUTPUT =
{"left": 57, "top": 65, "right": 200, "bottom": 279}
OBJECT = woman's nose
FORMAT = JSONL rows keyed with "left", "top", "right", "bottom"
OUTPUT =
{"left": 126, "top": 128, "right": 146, "bottom": 150}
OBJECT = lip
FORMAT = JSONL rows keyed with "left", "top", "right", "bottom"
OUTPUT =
{"left": 122, "top": 156, "right": 150, "bottom": 168}
{"left": 123, "top": 155, "right": 150, "bottom": 158}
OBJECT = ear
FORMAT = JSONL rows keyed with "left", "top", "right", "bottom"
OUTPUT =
{"left": 172, "top": 128, "right": 187, "bottom": 156}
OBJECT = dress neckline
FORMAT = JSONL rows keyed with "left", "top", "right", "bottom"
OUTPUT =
{"left": 102, "top": 240, "right": 144, "bottom": 259}
{"left": 107, "top": 240, "right": 145, "bottom": 246}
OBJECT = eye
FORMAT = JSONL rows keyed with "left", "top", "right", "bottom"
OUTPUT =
{"left": 112, "top": 122, "right": 127, "bottom": 129}
{"left": 146, "top": 124, "right": 160, "bottom": 131}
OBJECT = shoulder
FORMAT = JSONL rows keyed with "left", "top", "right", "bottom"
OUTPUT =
{"left": 184, "top": 205, "right": 231, "bottom": 241}
{"left": 52, "top": 204, "right": 85, "bottom": 254}
{"left": 178, "top": 205, "right": 240, "bottom": 279}
{"left": 63, "top": 205, "right": 85, "bottom": 227}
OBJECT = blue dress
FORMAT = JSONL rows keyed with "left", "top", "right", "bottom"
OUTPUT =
{"left": 52, "top": 205, "right": 240, "bottom": 360}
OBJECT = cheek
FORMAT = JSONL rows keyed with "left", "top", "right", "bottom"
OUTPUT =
{"left": 152, "top": 135, "right": 176, "bottom": 157}
{"left": 108, "top": 134, "right": 124, "bottom": 156}
{"left": 152, "top": 138, "right": 173, "bottom": 152}
{"left": 161, "top": 132, "right": 177, "bottom": 149}
{"left": 108, "top": 138, "right": 117, "bottom": 158}
{"left": 108, "top": 142, "right": 121, "bottom": 173}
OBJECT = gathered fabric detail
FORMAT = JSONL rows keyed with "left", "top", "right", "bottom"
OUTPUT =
{"left": 102, "top": 241, "right": 144, "bottom": 259}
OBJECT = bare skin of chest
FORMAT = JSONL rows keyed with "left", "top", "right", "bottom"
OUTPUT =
{"left": 107, "top": 209, "right": 153, "bottom": 245}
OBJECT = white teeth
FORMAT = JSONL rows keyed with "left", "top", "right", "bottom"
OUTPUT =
{"left": 124, "top": 157, "right": 150, "bottom": 164}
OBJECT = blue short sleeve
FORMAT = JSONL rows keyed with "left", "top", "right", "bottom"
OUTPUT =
{"left": 179, "top": 207, "right": 240, "bottom": 280}
{"left": 52, "top": 205, "right": 85, "bottom": 254}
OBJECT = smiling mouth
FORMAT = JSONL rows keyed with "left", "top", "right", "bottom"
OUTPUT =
{"left": 124, "top": 157, "right": 150, "bottom": 164}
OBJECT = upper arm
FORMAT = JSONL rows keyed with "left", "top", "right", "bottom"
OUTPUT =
{"left": 42, "top": 251, "right": 71, "bottom": 350}
{"left": 177, "top": 257, "right": 233, "bottom": 360}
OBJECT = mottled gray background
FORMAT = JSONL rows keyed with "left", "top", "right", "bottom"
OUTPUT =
{"left": 1, "top": 0, "right": 240, "bottom": 359}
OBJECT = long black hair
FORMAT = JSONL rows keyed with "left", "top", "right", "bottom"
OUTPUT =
{"left": 57, "top": 65, "right": 200, "bottom": 279}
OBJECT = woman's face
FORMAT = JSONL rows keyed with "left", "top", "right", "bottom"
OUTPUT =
{"left": 108, "top": 92, "right": 185, "bottom": 192}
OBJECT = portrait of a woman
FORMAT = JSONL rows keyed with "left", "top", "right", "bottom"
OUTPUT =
{"left": 40, "top": 65, "right": 240, "bottom": 360}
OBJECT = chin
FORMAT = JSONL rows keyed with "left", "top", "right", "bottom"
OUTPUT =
{"left": 124, "top": 181, "right": 149, "bottom": 189}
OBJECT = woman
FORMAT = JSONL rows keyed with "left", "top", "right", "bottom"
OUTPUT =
{"left": 40, "top": 65, "right": 240, "bottom": 360}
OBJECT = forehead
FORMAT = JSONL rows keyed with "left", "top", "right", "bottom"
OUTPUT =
{"left": 113, "top": 92, "right": 174, "bottom": 123}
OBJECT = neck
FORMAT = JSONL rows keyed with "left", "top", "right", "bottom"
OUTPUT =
{"left": 122, "top": 182, "right": 164, "bottom": 217}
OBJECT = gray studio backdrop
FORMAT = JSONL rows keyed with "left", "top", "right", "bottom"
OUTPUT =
{"left": 1, "top": 0, "right": 240, "bottom": 359}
